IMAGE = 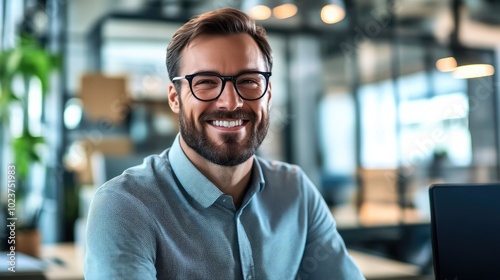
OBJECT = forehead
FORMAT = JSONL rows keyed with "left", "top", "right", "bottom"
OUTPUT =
{"left": 180, "top": 33, "right": 266, "bottom": 74}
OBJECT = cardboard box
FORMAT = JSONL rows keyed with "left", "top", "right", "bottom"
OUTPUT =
{"left": 80, "top": 73, "right": 130, "bottom": 124}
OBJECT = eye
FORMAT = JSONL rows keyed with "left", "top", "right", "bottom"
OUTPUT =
{"left": 237, "top": 74, "right": 264, "bottom": 89}
{"left": 192, "top": 75, "right": 221, "bottom": 88}
{"left": 238, "top": 79, "right": 258, "bottom": 84}
{"left": 195, "top": 79, "right": 217, "bottom": 85}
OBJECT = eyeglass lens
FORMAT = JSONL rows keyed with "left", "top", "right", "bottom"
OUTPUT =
{"left": 191, "top": 73, "right": 267, "bottom": 100}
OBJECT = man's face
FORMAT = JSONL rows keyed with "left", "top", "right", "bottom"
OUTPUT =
{"left": 169, "top": 33, "right": 272, "bottom": 166}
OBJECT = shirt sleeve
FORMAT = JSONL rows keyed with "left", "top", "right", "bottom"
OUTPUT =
{"left": 84, "top": 186, "right": 157, "bottom": 280}
{"left": 297, "top": 173, "right": 366, "bottom": 280}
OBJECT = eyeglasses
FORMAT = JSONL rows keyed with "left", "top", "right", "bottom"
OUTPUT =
{"left": 172, "top": 71, "right": 272, "bottom": 102}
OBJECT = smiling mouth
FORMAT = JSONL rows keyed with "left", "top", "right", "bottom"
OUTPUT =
{"left": 210, "top": 119, "right": 245, "bottom": 128}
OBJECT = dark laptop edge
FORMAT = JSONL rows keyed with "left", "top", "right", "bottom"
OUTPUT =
{"left": 429, "top": 182, "right": 500, "bottom": 279}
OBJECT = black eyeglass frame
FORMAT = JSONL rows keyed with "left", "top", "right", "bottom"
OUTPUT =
{"left": 172, "top": 71, "right": 272, "bottom": 102}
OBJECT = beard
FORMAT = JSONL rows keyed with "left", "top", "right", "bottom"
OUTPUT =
{"left": 178, "top": 101, "right": 269, "bottom": 167}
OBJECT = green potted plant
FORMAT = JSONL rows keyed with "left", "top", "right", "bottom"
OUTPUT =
{"left": 0, "top": 33, "right": 59, "bottom": 256}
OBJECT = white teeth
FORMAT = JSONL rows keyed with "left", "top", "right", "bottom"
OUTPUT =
{"left": 212, "top": 120, "right": 243, "bottom": 128}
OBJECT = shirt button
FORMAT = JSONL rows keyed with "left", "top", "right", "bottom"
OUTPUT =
{"left": 247, "top": 276, "right": 252, "bottom": 280}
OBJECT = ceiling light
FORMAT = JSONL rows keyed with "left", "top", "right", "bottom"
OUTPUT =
{"left": 321, "top": 3, "right": 345, "bottom": 24}
{"left": 436, "top": 57, "right": 457, "bottom": 72}
{"left": 453, "top": 64, "right": 495, "bottom": 79}
{"left": 450, "top": 48, "right": 495, "bottom": 79}
{"left": 248, "top": 5, "right": 272, "bottom": 20}
{"left": 273, "top": 3, "right": 298, "bottom": 19}
{"left": 242, "top": 0, "right": 272, "bottom": 20}
{"left": 444, "top": 1, "right": 495, "bottom": 79}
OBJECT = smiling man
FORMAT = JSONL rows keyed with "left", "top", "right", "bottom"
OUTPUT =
{"left": 85, "top": 7, "right": 364, "bottom": 280}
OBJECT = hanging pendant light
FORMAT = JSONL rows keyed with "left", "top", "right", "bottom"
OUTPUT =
{"left": 451, "top": 48, "right": 495, "bottom": 79}
{"left": 436, "top": 0, "right": 495, "bottom": 79}
{"left": 436, "top": 57, "right": 457, "bottom": 72}
{"left": 320, "top": 0, "right": 345, "bottom": 24}
{"left": 242, "top": 0, "right": 272, "bottom": 20}
{"left": 273, "top": 1, "right": 298, "bottom": 20}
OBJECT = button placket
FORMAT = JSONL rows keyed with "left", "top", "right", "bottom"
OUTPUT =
{"left": 235, "top": 213, "right": 255, "bottom": 280}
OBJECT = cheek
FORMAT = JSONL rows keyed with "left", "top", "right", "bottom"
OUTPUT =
{"left": 181, "top": 96, "right": 210, "bottom": 120}
{"left": 255, "top": 100, "right": 271, "bottom": 118}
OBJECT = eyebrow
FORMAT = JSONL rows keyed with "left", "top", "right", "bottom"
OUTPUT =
{"left": 187, "top": 68, "right": 264, "bottom": 76}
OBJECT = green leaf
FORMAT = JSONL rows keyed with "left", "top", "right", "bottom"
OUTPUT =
{"left": 1, "top": 33, "right": 59, "bottom": 95}
{"left": 5, "top": 49, "right": 23, "bottom": 77}
{"left": 12, "top": 130, "right": 45, "bottom": 180}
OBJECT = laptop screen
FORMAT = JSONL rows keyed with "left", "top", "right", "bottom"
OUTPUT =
{"left": 429, "top": 183, "right": 500, "bottom": 279}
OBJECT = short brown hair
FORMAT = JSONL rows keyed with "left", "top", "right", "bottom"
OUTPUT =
{"left": 166, "top": 8, "right": 273, "bottom": 81}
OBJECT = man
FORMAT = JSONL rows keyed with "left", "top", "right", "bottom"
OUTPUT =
{"left": 85, "top": 7, "right": 364, "bottom": 279}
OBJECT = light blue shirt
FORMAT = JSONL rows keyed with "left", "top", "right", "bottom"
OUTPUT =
{"left": 85, "top": 135, "right": 364, "bottom": 279}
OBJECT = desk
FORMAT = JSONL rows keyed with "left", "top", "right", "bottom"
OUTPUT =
{"left": 41, "top": 243, "right": 421, "bottom": 280}
{"left": 42, "top": 244, "right": 84, "bottom": 280}
{"left": 348, "top": 250, "right": 420, "bottom": 279}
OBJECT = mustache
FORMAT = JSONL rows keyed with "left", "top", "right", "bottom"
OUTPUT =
{"left": 199, "top": 109, "right": 256, "bottom": 121}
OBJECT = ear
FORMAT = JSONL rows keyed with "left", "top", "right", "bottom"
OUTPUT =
{"left": 168, "top": 83, "right": 180, "bottom": 114}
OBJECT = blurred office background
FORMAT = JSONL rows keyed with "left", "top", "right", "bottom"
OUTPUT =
{"left": 0, "top": 0, "right": 499, "bottom": 278}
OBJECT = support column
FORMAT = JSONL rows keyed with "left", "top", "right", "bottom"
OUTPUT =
{"left": 289, "top": 35, "right": 322, "bottom": 187}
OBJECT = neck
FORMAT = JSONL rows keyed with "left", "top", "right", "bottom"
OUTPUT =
{"left": 179, "top": 136, "right": 253, "bottom": 208}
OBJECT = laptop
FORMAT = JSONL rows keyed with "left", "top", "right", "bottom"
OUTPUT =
{"left": 429, "top": 183, "right": 500, "bottom": 279}
{"left": 0, "top": 251, "right": 46, "bottom": 279}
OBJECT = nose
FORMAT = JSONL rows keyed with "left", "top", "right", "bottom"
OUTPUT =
{"left": 215, "top": 81, "right": 243, "bottom": 111}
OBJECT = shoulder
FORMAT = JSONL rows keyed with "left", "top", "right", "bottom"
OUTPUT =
{"left": 92, "top": 149, "right": 174, "bottom": 211}
{"left": 255, "top": 156, "right": 317, "bottom": 196}
{"left": 256, "top": 156, "right": 304, "bottom": 178}
{"left": 97, "top": 150, "right": 170, "bottom": 192}
{"left": 87, "top": 150, "right": 176, "bottom": 238}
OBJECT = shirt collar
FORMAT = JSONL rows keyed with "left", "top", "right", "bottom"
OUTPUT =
{"left": 168, "top": 134, "right": 265, "bottom": 208}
